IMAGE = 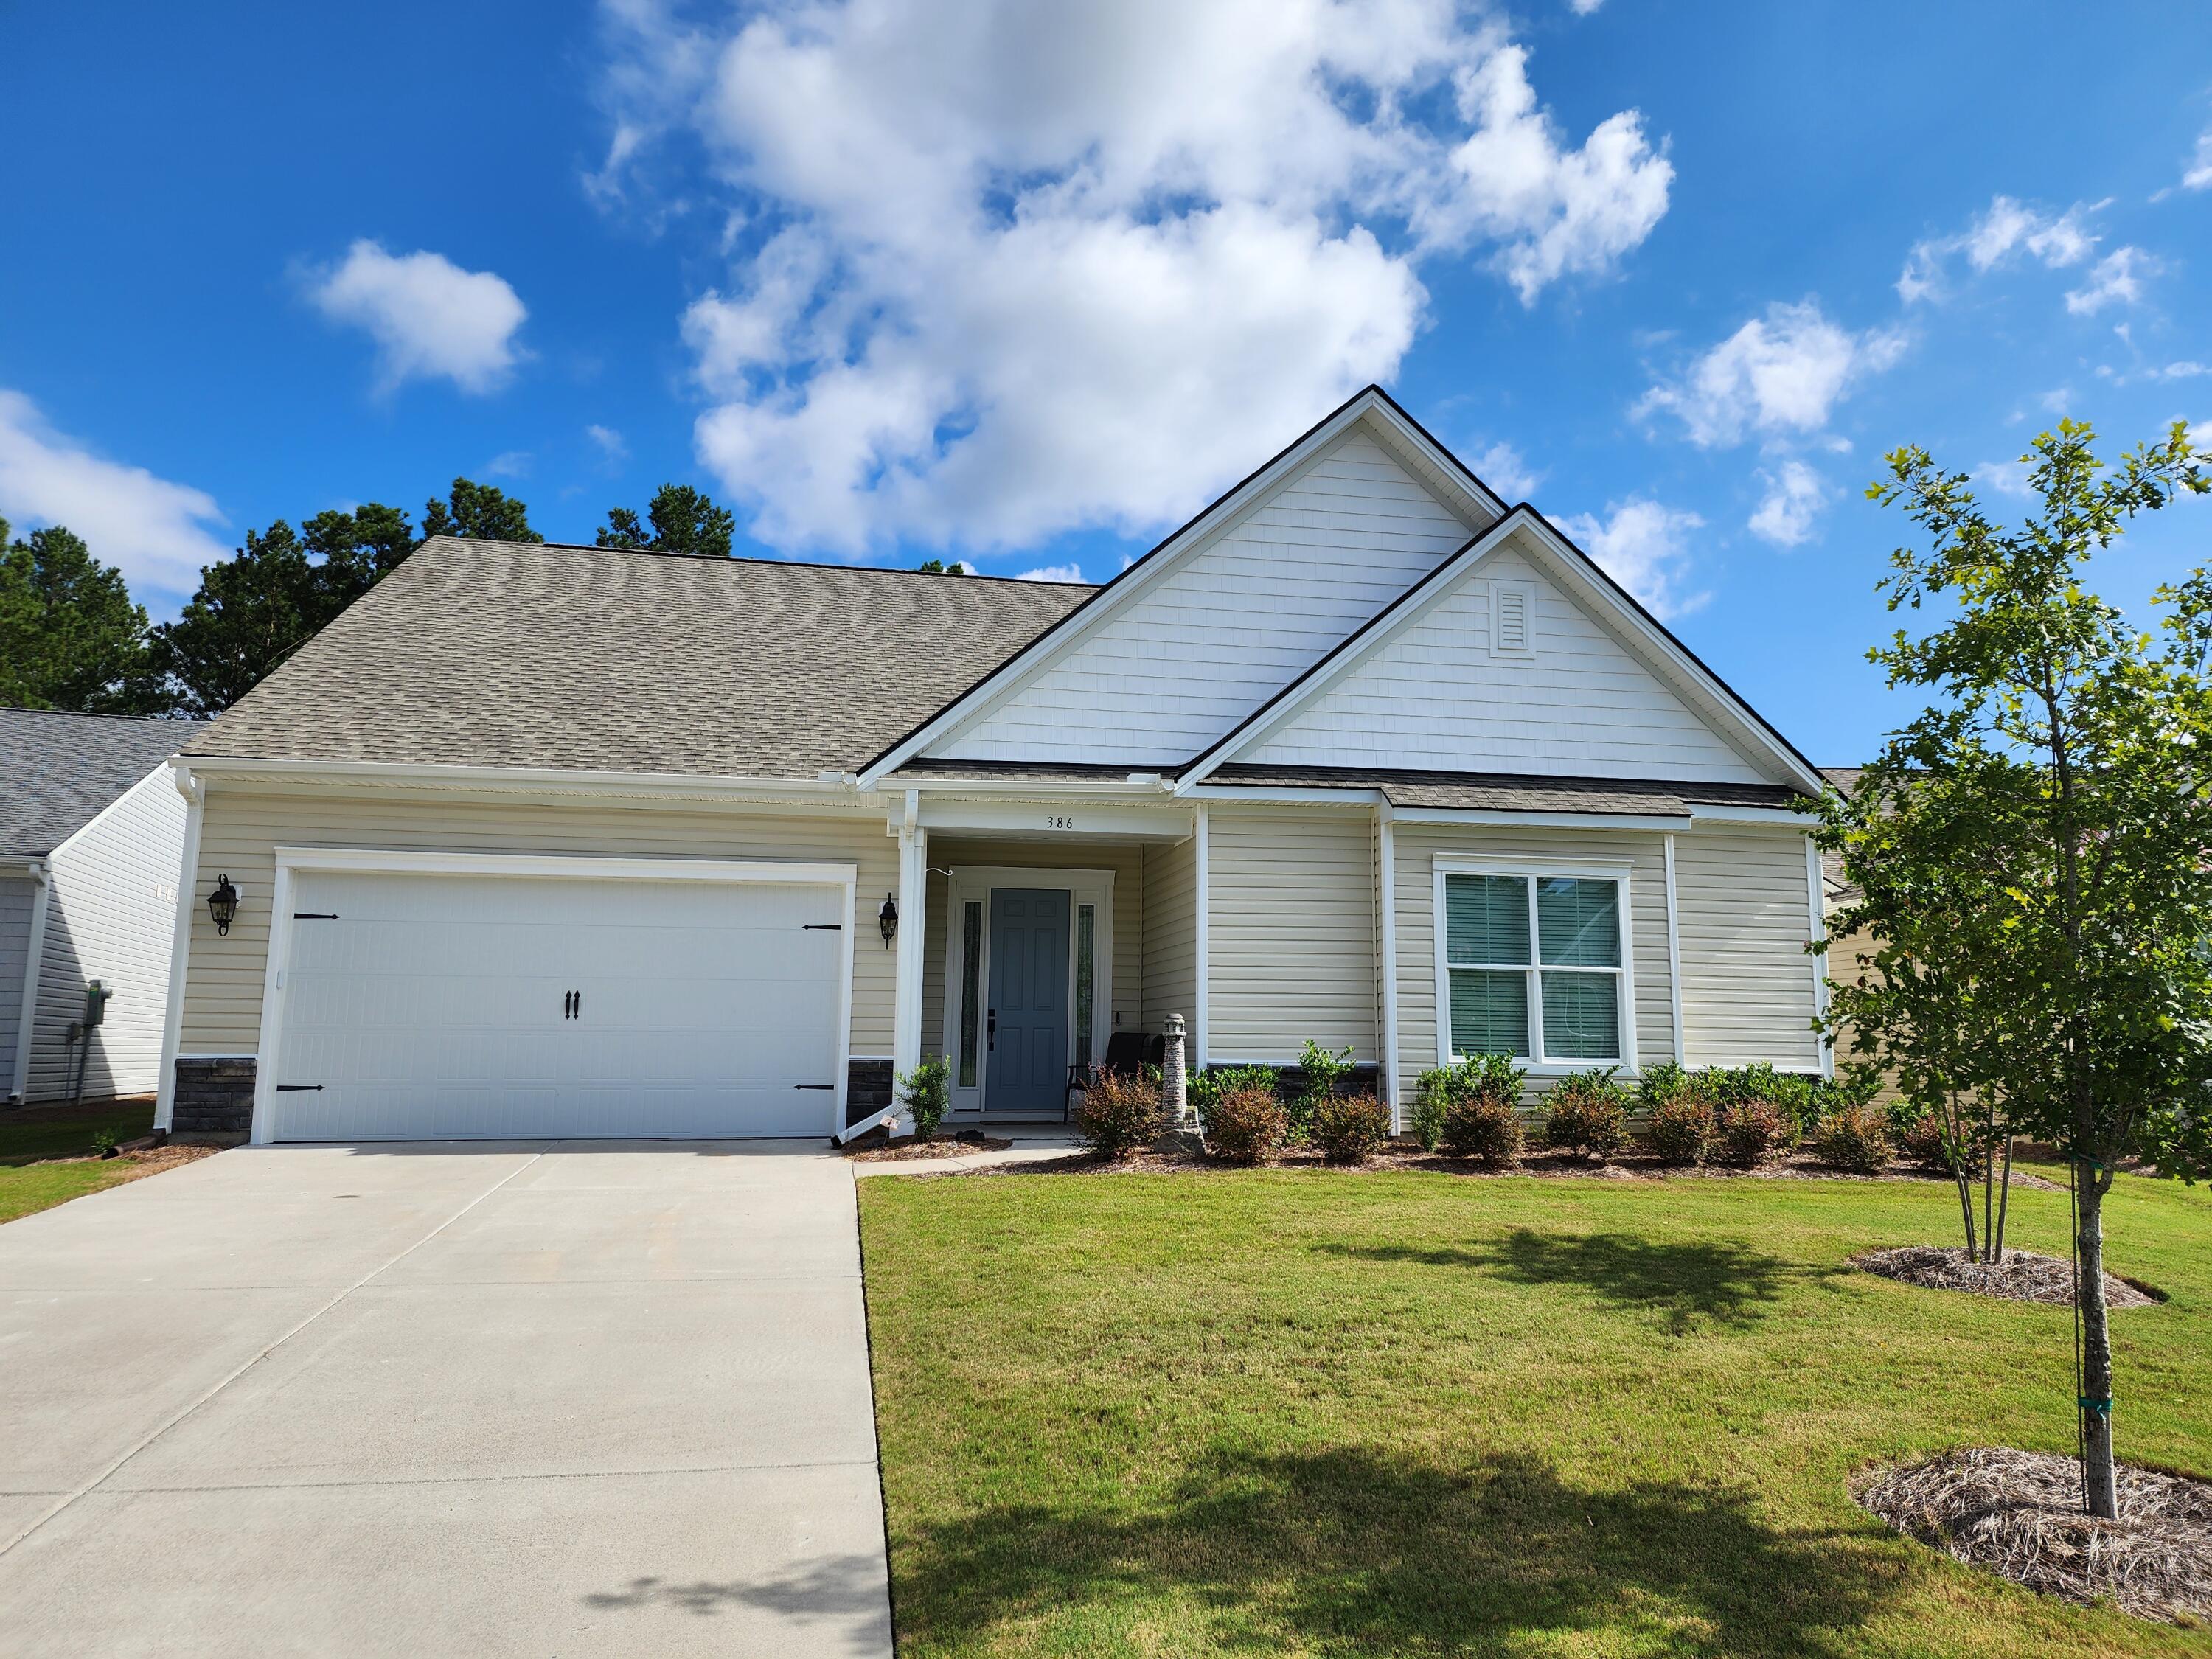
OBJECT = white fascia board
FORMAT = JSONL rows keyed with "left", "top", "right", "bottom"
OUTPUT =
{"left": 1685, "top": 804, "right": 1813, "bottom": 827}
{"left": 853, "top": 391, "right": 1504, "bottom": 791}
{"left": 1175, "top": 512, "right": 1531, "bottom": 793}
{"left": 880, "top": 774, "right": 1171, "bottom": 796}
{"left": 273, "top": 846, "right": 858, "bottom": 886}
{"left": 180, "top": 754, "right": 867, "bottom": 807}
{"left": 1183, "top": 785, "right": 1383, "bottom": 806}
{"left": 914, "top": 798, "right": 1192, "bottom": 839}
{"left": 0, "top": 857, "right": 46, "bottom": 878}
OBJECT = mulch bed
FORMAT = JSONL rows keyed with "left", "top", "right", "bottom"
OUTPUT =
{"left": 844, "top": 1131, "right": 1014, "bottom": 1163}
{"left": 947, "top": 1141, "right": 2062, "bottom": 1185}
{"left": 1851, "top": 1245, "right": 2158, "bottom": 1308}
{"left": 1856, "top": 1447, "right": 2212, "bottom": 1623}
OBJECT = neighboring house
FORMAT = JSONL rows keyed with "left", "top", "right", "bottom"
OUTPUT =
{"left": 156, "top": 386, "right": 1832, "bottom": 1146}
{"left": 1, "top": 709, "right": 204, "bottom": 1104}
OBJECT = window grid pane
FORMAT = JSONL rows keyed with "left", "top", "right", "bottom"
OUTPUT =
{"left": 957, "top": 901, "right": 982, "bottom": 1088}
{"left": 1540, "top": 970, "right": 1620, "bottom": 1060}
{"left": 1450, "top": 968, "right": 1530, "bottom": 1057}
{"left": 1446, "top": 874, "right": 1530, "bottom": 965}
{"left": 1537, "top": 877, "right": 1621, "bottom": 967}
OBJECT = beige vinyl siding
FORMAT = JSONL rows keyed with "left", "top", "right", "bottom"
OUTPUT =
{"left": 0, "top": 875, "right": 35, "bottom": 1093}
{"left": 27, "top": 768, "right": 189, "bottom": 1099}
{"left": 1207, "top": 806, "right": 1377, "bottom": 1062}
{"left": 1141, "top": 835, "right": 1197, "bottom": 1033}
{"left": 177, "top": 785, "right": 895, "bottom": 1058}
{"left": 919, "top": 838, "right": 1146, "bottom": 1060}
{"left": 1394, "top": 821, "right": 1676, "bottom": 1082}
{"left": 1674, "top": 826, "right": 1822, "bottom": 1071}
{"left": 935, "top": 429, "right": 1477, "bottom": 767}
{"left": 1247, "top": 545, "right": 1767, "bottom": 785}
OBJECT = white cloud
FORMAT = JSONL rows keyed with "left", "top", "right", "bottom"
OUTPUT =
{"left": 586, "top": 423, "right": 628, "bottom": 462}
{"left": 2183, "top": 125, "right": 2212, "bottom": 192}
{"left": 2065, "top": 246, "right": 2157, "bottom": 315}
{"left": 0, "top": 389, "right": 228, "bottom": 600}
{"left": 1897, "top": 194, "right": 2101, "bottom": 303}
{"left": 1013, "top": 562, "right": 1085, "bottom": 582}
{"left": 1747, "top": 459, "right": 1829, "bottom": 546}
{"left": 1566, "top": 0, "right": 1605, "bottom": 13}
{"left": 1469, "top": 439, "right": 1541, "bottom": 500}
{"left": 307, "top": 240, "right": 526, "bottom": 394}
{"left": 1975, "top": 457, "right": 2034, "bottom": 498}
{"left": 594, "top": 0, "right": 1673, "bottom": 554}
{"left": 483, "top": 451, "right": 532, "bottom": 478}
{"left": 1635, "top": 299, "right": 1905, "bottom": 448}
{"left": 1557, "top": 497, "right": 1705, "bottom": 619}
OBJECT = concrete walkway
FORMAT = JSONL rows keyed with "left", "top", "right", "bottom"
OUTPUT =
{"left": 853, "top": 1126, "right": 1086, "bottom": 1178}
{"left": 0, "top": 1143, "right": 891, "bottom": 1658}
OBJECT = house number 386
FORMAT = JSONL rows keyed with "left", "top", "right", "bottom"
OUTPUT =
{"left": 1045, "top": 814, "right": 1077, "bottom": 830}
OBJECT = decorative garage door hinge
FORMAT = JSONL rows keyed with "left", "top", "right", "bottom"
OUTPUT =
{"left": 794, "top": 1083, "right": 835, "bottom": 1091}
{"left": 801, "top": 922, "right": 841, "bottom": 931}
{"left": 293, "top": 912, "right": 340, "bottom": 919}
{"left": 275, "top": 1084, "right": 324, "bottom": 1092}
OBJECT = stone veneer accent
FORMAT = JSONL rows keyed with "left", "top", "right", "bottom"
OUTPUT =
{"left": 172, "top": 1056, "right": 256, "bottom": 1138}
{"left": 845, "top": 1057, "right": 894, "bottom": 1127}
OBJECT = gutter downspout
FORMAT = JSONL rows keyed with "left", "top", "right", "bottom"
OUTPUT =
{"left": 1376, "top": 805, "right": 1400, "bottom": 1133}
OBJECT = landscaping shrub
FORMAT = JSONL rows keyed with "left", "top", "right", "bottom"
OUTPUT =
{"left": 1717, "top": 1099, "right": 1789, "bottom": 1167}
{"left": 1313, "top": 1093, "right": 1391, "bottom": 1164}
{"left": 1635, "top": 1061, "right": 1689, "bottom": 1114}
{"left": 1442, "top": 1095, "right": 1523, "bottom": 1166}
{"left": 1706, "top": 1063, "right": 1812, "bottom": 1144}
{"left": 1189, "top": 1064, "right": 1279, "bottom": 1134}
{"left": 1812, "top": 1102, "right": 1895, "bottom": 1174}
{"left": 1647, "top": 1093, "right": 1717, "bottom": 1166}
{"left": 1409, "top": 1070, "right": 1451, "bottom": 1153}
{"left": 1893, "top": 1108, "right": 1958, "bottom": 1173}
{"left": 1205, "top": 1085, "right": 1289, "bottom": 1164}
{"left": 1543, "top": 1068, "right": 1630, "bottom": 1161}
{"left": 896, "top": 1055, "right": 950, "bottom": 1141}
{"left": 1074, "top": 1070, "right": 1161, "bottom": 1158}
{"left": 1288, "top": 1040, "right": 1356, "bottom": 1143}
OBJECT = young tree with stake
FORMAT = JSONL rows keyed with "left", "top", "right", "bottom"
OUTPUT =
{"left": 1815, "top": 419, "right": 2212, "bottom": 1520}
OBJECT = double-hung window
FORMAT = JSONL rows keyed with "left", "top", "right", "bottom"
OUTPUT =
{"left": 1442, "top": 865, "right": 1629, "bottom": 1066}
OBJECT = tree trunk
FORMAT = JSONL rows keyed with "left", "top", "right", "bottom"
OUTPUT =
{"left": 2076, "top": 1167, "right": 2118, "bottom": 1519}
{"left": 1993, "top": 1135, "right": 2014, "bottom": 1262}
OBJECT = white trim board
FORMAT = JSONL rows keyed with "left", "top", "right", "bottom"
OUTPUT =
{"left": 251, "top": 846, "right": 860, "bottom": 1145}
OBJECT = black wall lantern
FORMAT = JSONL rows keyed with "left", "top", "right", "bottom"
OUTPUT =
{"left": 207, "top": 874, "right": 239, "bottom": 936}
{"left": 878, "top": 892, "right": 899, "bottom": 950}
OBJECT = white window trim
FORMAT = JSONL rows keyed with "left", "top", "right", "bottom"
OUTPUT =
{"left": 936, "top": 864, "right": 1116, "bottom": 1118}
{"left": 1431, "top": 852, "right": 1638, "bottom": 1076}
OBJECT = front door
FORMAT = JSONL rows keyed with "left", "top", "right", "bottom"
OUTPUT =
{"left": 987, "top": 888, "right": 1068, "bottom": 1117}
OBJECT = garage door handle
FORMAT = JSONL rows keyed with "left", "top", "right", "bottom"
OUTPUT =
{"left": 795, "top": 1084, "right": 835, "bottom": 1091}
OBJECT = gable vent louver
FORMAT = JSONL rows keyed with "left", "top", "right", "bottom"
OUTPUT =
{"left": 1489, "top": 580, "right": 1534, "bottom": 658}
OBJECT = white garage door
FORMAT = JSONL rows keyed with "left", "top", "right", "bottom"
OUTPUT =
{"left": 266, "top": 867, "right": 847, "bottom": 1141}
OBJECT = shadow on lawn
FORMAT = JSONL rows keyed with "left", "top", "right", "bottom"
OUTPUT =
{"left": 894, "top": 1445, "right": 1898, "bottom": 1656}
{"left": 1321, "top": 1230, "right": 1800, "bottom": 1332}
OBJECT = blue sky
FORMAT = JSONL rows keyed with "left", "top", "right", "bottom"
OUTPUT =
{"left": 3, "top": 1, "right": 2209, "bottom": 765}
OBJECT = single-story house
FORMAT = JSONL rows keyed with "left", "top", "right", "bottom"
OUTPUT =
{"left": 155, "top": 386, "right": 1831, "bottom": 1144}
{"left": 2, "top": 708, "right": 204, "bottom": 1104}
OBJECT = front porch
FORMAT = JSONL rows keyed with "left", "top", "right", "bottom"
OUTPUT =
{"left": 913, "top": 830, "right": 1196, "bottom": 1125}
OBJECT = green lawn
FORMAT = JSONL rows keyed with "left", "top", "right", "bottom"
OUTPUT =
{"left": 0, "top": 1099, "right": 157, "bottom": 1222}
{"left": 860, "top": 1166, "right": 2212, "bottom": 1658}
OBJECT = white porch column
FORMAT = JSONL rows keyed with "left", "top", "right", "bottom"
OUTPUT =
{"left": 891, "top": 792, "right": 928, "bottom": 1082}
{"left": 1192, "top": 804, "right": 1209, "bottom": 1071}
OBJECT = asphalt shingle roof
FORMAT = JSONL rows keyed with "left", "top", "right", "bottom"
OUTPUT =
{"left": 182, "top": 538, "right": 1094, "bottom": 779}
{"left": 1209, "top": 764, "right": 1806, "bottom": 815}
{"left": 0, "top": 708, "right": 203, "bottom": 856}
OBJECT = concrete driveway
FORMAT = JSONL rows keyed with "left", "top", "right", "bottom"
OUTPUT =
{"left": 0, "top": 1143, "right": 892, "bottom": 1658}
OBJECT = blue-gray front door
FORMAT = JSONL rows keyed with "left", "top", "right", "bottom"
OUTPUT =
{"left": 987, "top": 888, "right": 1068, "bottom": 1117}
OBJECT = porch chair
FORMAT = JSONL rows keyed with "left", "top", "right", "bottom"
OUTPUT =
{"left": 1065, "top": 1030, "right": 1165, "bottom": 1119}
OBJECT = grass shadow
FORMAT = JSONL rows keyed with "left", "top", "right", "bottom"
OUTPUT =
{"left": 1323, "top": 1229, "right": 1800, "bottom": 1332}
{"left": 894, "top": 1445, "right": 1899, "bottom": 1656}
